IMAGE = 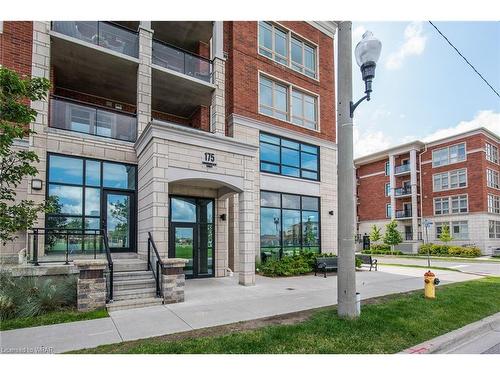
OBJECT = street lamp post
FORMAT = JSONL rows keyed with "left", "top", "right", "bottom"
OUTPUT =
{"left": 337, "top": 22, "right": 381, "bottom": 319}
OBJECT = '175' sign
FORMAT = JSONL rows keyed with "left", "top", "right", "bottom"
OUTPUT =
{"left": 202, "top": 152, "right": 217, "bottom": 167}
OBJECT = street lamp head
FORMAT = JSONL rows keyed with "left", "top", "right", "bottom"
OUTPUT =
{"left": 354, "top": 31, "right": 382, "bottom": 99}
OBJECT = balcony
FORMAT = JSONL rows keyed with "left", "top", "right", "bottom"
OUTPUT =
{"left": 394, "top": 163, "right": 411, "bottom": 175}
{"left": 395, "top": 209, "right": 412, "bottom": 219}
{"left": 404, "top": 231, "right": 422, "bottom": 241}
{"left": 52, "top": 21, "right": 138, "bottom": 58}
{"left": 394, "top": 186, "right": 412, "bottom": 197}
{"left": 50, "top": 97, "right": 137, "bottom": 142}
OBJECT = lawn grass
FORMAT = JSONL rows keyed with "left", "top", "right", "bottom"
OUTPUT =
{"left": 72, "top": 277, "right": 500, "bottom": 354}
{"left": 0, "top": 308, "right": 109, "bottom": 331}
{"left": 374, "top": 254, "right": 500, "bottom": 263}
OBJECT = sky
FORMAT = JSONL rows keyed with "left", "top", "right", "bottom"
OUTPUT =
{"left": 351, "top": 21, "right": 500, "bottom": 158}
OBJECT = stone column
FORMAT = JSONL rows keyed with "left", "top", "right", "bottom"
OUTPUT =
{"left": 228, "top": 194, "right": 239, "bottom": 271}
{"left": 389, "top": 154, "right": 396, "bottom": 220}
{"left": 74, "top": 260, "right": 107, "bottom": 312}
{"left": 410, "top": 149, "right": 419, "bottom": 240}
{"left": 238, "top": 190, "right": 255, "bottom": 286}
{"left": 136, "top": 22, "right": 153, "bottom": 136}
{"left": 161, "top": 258, "right": 188, "bottom": 304}
{"left": 215, "top": 197, "right": 229, "bottom": 277}
{"left": 210, "top": 21, "right": 225, "bottom": 135}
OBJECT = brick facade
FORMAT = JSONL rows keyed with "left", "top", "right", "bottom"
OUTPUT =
{"left": 0, "top": 21, "right": 33, "bottom": 76}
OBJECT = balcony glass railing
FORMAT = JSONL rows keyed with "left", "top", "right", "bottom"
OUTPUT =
{"left": 394, "top": 186, "right": 412, "bottom": 196}
{"left": 152, "top": 40, "right": 212, "bottom": 83}
{"left": 394, "top": 163, "right": 411, "bottom": 174}
{"left": 52, "top": 21, "right": 138, "bottom": 58}
{"left": 395, "top": 209, "right": 412, "bottom": 218}
{"left": 50, "top": 98, "right": 137, "bottom": 142}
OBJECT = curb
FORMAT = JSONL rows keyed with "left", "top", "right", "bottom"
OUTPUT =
{"left": 400, "top": 312, "right": 500, "bottom": 354}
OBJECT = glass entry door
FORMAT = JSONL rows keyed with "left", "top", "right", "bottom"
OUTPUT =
{"left": 169, "top": 196, "right": 214, "bottom": 278}
{"left": 102, "top": 190, "right": 135, "bottom": 252}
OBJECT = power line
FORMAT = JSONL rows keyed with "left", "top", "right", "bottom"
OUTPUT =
{"left": 428, "top": 21, "right": 500, "bottom": 99}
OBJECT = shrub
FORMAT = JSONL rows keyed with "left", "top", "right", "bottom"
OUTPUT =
{"left": 370, "top": 244, "right": 390, "bottom": 252}
{"left": 418, "top": 244, "right": 481, "bottom": 258}
{"left": 0, "top": 272, "right": 76, "bottom": 320}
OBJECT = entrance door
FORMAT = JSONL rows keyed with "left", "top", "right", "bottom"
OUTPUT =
{"left": 102, "top": 190, "right": 135, "bottom": 252}
{"left": 169, "top": 196, "right": 214, "bottom": 278}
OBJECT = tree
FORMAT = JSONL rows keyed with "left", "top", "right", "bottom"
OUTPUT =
{"left": 383, "top": 220, "right": 403, "bottom": 254}
{"left": 369, "top": 224, "right": 382, "bottom": 244}
{"left": 0, "top": 67, "right": 51, "bottom": 244}
{"left": 438, "top": 224, "right": 453, "bottom": 243}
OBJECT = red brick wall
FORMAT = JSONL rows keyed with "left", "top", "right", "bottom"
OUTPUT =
{"left": 189, "top": 105, "right": 210, "bottom": 131}
{"left": 0, "top": 21, "right": 33, "bottom": 77}
{"left": 357, "top": 159, "right": 389, "bottom": 221}
{"left": 224, "top": 21, "right": 336, "bottom": 142}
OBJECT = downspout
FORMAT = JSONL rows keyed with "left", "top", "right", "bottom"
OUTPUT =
{"left": 419, "top": 143, "right": 428, "bottom": 241}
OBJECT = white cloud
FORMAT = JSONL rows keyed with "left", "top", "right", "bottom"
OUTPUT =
{"left": 353, "top": 126, "right": 392, "bottom": 158}
{"left": 422, "top": 110, "right": 500, "bottom": 142}
{"left": 353, "top": 25, "right": 367, "bottom": 42}
{"left": 385, "top": 22, "right": 427, "bottom": 70}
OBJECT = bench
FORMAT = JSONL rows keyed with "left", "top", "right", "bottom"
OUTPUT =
{"left": 315, "top": 257, "right": 338, "bottom": 278}
{"left": 356, "top": 254, "right": 378, "bottom": 271}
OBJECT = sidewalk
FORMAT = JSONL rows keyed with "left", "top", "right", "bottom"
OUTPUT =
{"left": 401, "top": 312, "right": 500, "bottom": 354}
{"left": 0, "top": 266, "right": 481, "bottom": 353}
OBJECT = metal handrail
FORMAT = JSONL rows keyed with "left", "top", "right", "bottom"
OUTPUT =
{"left": 394, "top": 164, "right": 411, "bottom": 174}
{"left": 147, "top": 232, "right": 162, "bottom": 297}
{"left": 102, "top": 230, "right": 114, "bottom": 302}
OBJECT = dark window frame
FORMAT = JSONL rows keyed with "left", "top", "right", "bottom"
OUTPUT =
{"left": 259, "top": 132, "right": 320, "bottom": 181}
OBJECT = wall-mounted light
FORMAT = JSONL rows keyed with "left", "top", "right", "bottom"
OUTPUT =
{"left": 31, "top": 179, "right": 43, "bottom": 191}
{"left": 220, "top": 214, "right": 227, "bottom": 221}
{"left": 329, "top": 210, "right": 334, "bottom": 216}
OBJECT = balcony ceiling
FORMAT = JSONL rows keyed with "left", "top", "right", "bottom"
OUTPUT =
{"left": 152, "top": 21, "right": 213, "bottom": 53}
{"left": 51, "top": 35, "right": 138, "bottom": 104}
{"left": 152, "top": 67, "right": 214, "bottom": 117}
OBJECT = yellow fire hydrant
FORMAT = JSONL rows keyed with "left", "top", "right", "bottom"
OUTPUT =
{"left": 424, "top": 270, "right": 440, "bottom": 299}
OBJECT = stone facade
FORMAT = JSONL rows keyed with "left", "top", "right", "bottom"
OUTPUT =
{"left": 74, "top": 260, "right": 107, "bottom": 312}
{"left": 161, "top": 258, "right": 188, "bottom": 304}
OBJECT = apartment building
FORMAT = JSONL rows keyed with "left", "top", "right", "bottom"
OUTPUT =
{"left": 0, "top": 21, "right": 338, "bottom": 305}
{"left": 355, "top": 127, "right": 500, "bottom": 255}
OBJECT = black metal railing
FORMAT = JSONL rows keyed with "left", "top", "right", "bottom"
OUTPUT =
{"left": 394, "top": 163, "right": 411, "bottom": 174}
{"left": 152, "top": 39, "right": 213, "bottom": 83}
{"left": 52, "top": 21, "right": 139, "bottom": 58}
{"left": 50, "top": 97, "right": 137, "bottom": 142}
{"left": 395, "top": 209, "right": 412, "bottom": 218}
{"left": 404, "top": 231, "right": 423, "bottom": 241}
{"left": 394, "top": 186, "right": 412, "bottom": 196}
{"left": 147, "top": 232, "right": 162, "bottom": 298}
{"left": 102, "top": 230, "right": 114, "bottom": 302}
{"left": 29, "top": 228, "right": 105, "bottom": 265}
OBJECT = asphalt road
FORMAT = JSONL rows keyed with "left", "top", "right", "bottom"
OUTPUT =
{"left": 376, "top": 256, "right": 500, "bottom": 276}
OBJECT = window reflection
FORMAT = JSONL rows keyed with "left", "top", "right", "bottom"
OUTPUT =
{"left": 171, "top": 198, "right": 196, "bottom": 223}
{"left": 103, "top": 162, "right": 136, "bottom": 189}
{"left": 49, "top": 155, "right": 83, "bottom": 184}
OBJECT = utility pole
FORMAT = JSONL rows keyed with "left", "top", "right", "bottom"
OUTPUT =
{"left": 336, "top": 21, "right": 358, "bottom": 318}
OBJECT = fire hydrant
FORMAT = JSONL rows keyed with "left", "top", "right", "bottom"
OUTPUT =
{"left": 424, "top": 270, "right": 440, "bottom": 299}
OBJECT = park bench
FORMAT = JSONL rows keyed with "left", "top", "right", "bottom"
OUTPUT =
{"left": 315, "top": 257, "right": 338, "bottom": 278}
{"left": 356, "top": 254, "right": 378, "bottom": 271}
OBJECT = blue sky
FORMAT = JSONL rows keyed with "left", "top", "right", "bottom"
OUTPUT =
{"left": 351, "top": 21, "right": 500, "bottom": 157}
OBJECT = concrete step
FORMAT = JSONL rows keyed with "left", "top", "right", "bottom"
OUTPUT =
{"left": 113, "top": 260, "right": 148, "bottom": 272}
{"left": 113, "top": 287, "right": 158, "bottom": 301}
{"left": 113, "top": 270, "right": 154, "bottom": 281}
{"left": 111, "top": 252, "right": 140, "bottom": 260}
{"left": 107, "top": 297, "right": 163, "bottom": 312}
{"left": 114, "top": 278, "right": 156, "bottom": 291}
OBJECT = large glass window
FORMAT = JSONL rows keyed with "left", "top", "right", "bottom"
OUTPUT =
{"left": 291, "top": 89, "right": 317, "bottom": 129}
{"left": 488, "top": 194, "right": 500, "bottom": 214}
{"left": 260, "top": 191, "right": 320, "bottom": 261}
{"left": 489, "top": 220, "right": 500, "bottom": 239}
{"left": 487, "top": 168, "right": 500, "bottom": 189}
{"left": 432, "top": 143, "right": 466, "bottom": 167}
{"left": 259, "top": 132, "right": 319, "bottom": 181}
{"left": 486, "top": 143, "right": 499, "bottom": 164}
{"left": 433, "top": 169, "right": 467, "bottom": 191}
{"left": 436, "top": 221, "right": 469, "bottom": 240}
{"left": 46, "top": 154, "right": 136, "bottom": 253}
{"left": 258, "top": 22, "right": 317, "bottom": 79}
{"left": 434, "top": 195, "right": 468, "bottom": 215}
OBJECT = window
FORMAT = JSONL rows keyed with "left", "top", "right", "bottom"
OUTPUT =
{"left": 259, "top": 74, "right": 319, "bottom": 130}
{"left": 486, "top": 142, "right": 499, "bottom": 163}
{"left": 433, "top": 169, "right": 467, "bottom": 191}
{"left": 487, "top": 169, "right": 500, "bottom": 189}
{"left": 46, "top": 154, "right": 137, "bottom": 252}
{"left": 258, "top": 21, "right": 317, "bottom": 79}
{"left": 432, "top": 143, "right": 466, "bottom": 167}
{"left": 489, "top": 220, "right": 500, "bottom": 239}
{"left": 436, "top": 221, "right": 469, "bottom": 240}
{"left": 259, "top": 132, "right": 319, "bottom": 180}
{"left": 385, "top": 183, "right": 391, "bottom": 197}
{"left": 434, "top": 195, "right": 468, "bottom": 215}
{"left": 488, "top": 194, "right": 500, "bottom": 214}
{"left": 385, "top": 161, "right": 390, "bottom": 176}
{"left": 291, "top": 89, "right": 317, "bottom": 129}
{"left": 386, "top": 203, "right": 392, "bottom": 218}
{"left": 260, "top": 191, "right": 320, "bottom": 260}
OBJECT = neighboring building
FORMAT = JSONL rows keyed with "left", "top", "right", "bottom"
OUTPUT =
{"left": 355, "top": 127, "right": 500, "bottom": 255}
{"left": 0, "top": 21, "right": 338, "bottom": 303}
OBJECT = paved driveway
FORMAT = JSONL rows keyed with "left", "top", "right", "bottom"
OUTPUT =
{"left": 0, "top": 266, "right": 481, "bottom": 353}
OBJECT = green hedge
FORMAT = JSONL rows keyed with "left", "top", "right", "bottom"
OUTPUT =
{"left": 257, "top": 251, "right": 362, "bottom": 277}
{"left": 418, "top": 244, "right": 481, "bottom": 258}
{"left": 362, "top": 245, "right": 403, "bottom": 256}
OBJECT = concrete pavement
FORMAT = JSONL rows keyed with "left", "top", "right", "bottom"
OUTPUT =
{"left": 0, "top": 266, "right": 482, "bottom": 353}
